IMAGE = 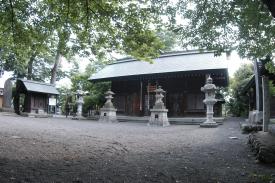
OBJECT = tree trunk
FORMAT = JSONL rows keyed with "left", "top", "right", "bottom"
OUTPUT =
{"left": 50, "top": 50, "right": 61, "bottom": 85}
{"left": 262, "top": 0, "right": 275, "bottom": 18}
{"left": 262, "top": 75, "right": 270, "bottom": 132}
{"left": 27, "top": 54, "right": 36, "bottom": 80}
{"left": 254, "top": 60, "right": 263, "bottom": 111}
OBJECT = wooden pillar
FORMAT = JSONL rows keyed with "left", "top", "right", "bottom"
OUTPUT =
{"left": 144, "top": 81, "right": 150, "bottom": 116}
{"left": 262, "top": 75, "right": 270, "bottom": 132}
{"left": 254, "top": 60, "right": 263, "bottom": 111}
{"left": 140, "top": 80, "right": 142, "bottom": 111}
{"left": 148, "top": 81, "right": 150, "bottom": 111}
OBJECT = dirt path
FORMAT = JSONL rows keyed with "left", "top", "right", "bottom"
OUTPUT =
{"left": 0, "top": 115, "right": 274, "bottom": 183}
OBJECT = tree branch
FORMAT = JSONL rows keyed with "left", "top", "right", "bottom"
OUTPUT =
{"left": 86, "top": 0, "right": 89, "bottom": 28}
{"left": 9, "top": 0, "right": 15, "bottom": 42}
{"left": 66, "top": 0, "right": 70, "bottom": 29}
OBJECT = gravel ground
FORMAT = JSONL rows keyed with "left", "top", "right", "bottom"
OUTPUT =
{"left": 0, "top": 115, "right": 274, "bottom": 183}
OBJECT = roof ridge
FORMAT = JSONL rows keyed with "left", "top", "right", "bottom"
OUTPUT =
{"left": 114, "top": 50, "right": 216, "bottom": 64}
{"left": 18, "top": 79, "right": 55, "bottom": 86}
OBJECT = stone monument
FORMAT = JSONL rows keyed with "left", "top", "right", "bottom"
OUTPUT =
{"left": 99, "top": 89, "right": 117, "bottom": 123}
{"left": 3, "top": 78, "right": 14, "bottom": 112}
{"left": 200, "top": 76, "right": 218, "bottom": 128}
{"left": 148, "top": 86, "right": 170, "bottom": 127}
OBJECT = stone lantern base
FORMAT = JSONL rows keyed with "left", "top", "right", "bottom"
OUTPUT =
{"left": 72, "top": 115, "right": 85, "bottom": 120}
{"left": 200, "top": 117, "right": 218, "bottom": 128}
{"left": 148, "top": 109, "right": 170, "bottom": 127}
{"left": 99, "top": 108, "right": 118, "bottom": 123}
{"left": 200, "top": 122, "right": 218, "bottom": 128}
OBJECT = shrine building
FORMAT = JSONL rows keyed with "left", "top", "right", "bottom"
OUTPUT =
{"left": 14, "top": 79, "right": 59, "bottom": 115}
{"left": 89, "top": 50, "right": 229, "bottom": 117}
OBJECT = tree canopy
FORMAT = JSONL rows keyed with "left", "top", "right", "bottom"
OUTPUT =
{"left": 0, "top": 0, "right": 169, "bottom": 83}
{"left": 226, "top": 63, "right": 254, "bottom": 116}
{"left": 175, "top": 0, "right": 275, "bottom": 60}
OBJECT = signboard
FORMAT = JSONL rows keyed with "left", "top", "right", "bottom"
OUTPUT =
{"left": 147, "top": 85, "right": 157, "bottom": 92}
{"left": 49, "top": 98, "right": 56, "bottom": 106}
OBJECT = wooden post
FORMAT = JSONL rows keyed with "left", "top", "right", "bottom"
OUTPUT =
{"left": 254, "top": 60, "right": 263, "bottom": 111}
{"left": 140, "top": 80, "right": 142, "bottom": 111}
{"left": 262, "top": 75, "right": 270, "bottom": 132}
{"left": 145, "top": 81, "right": 150, "bottom": 116}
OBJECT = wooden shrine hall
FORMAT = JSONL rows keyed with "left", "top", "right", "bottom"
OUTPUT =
{"left": 89, "top": 50, "right": 229, "bottom": 117}
{"left": 14, "top": 79, "right": 59, "bottom": 115}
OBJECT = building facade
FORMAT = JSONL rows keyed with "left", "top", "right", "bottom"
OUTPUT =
{"left": 90, "top": 50, "right": 229, "bottom": 117}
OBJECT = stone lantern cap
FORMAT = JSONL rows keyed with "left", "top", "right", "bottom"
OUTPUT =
{"left": 102, "top": 89, "right": 115, "bottom": 109}
{"left": 201, "top": 76, "right": 217, "bottom": 92}
{"left": 105, "top": 89, "right": 115, "bottom": 96}
{"left": 105, "top": 89, "right": 115, "bottom": 99}
{"left": 154, "top": 86, "right": 165, "bottom": 94}
{"left": 207, "top": 76, "right": 213, "bottom": 84}
{"left": 76, "top": 90, "right": 84, "bottom": 95}
{"left": 152, "top": 86, "right": 166, "bottom": 110}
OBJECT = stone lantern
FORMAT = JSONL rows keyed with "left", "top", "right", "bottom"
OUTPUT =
{"left": 99, "top": 89, "right": 117, "bottom": 122}
{"left": 200, "top": 76, "right": 218, "bottom": 128}
{"left": 148, "top": 86, "right": 170, "bottom": 127}
{"left": 72, "top": 89, "right": 84, "bottom": 120}
{"left": 76, "top": 90, "right": 84, "bottom": 117}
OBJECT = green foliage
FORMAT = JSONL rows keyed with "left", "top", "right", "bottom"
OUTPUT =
{"left": 63, "top": 62, "right": 111, "bottom": 115}
{"left": 175, "top": 0, "right": 275, "bottom": 60}
{"left": 230, "top": 64, "right": 254, "bottom": 92}
{"left": 82, "top": 82, "right": 111, "bottom": 114}
{"left": 156, "top": 28, "right": 179, "bottom": 51}
{"left": 269, "top": 81, "right": 275, "bottom": 96}
{"left": 263, "top": 55, "right": 275, "bottom": 75}
{"left": 0, "top": 0, "right": 170, "bottom": 82}
{"left": 226, "top": 64, "right": 254, "bottom": 116}
{"left": 0, "top": 0, "right": 54, "bottom": 79}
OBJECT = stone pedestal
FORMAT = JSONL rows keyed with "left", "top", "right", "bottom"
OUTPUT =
{"left": 99, "top": 108, "right": 117, "bottom": 122}
{"left": 148, "top": 86, "right": 170, "bottom": 127}
{"left": 200, "top": 76, "right": 218, "bottom": 128}
{"left": 247, "top": 110, "right": 263, "bottom": 124}
{"left": 99, "top": 90, "right": 117, "bottom": 123}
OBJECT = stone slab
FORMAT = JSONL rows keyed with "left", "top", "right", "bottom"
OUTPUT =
{"left": 269, "top": 124, "right": 275, "bottom": 136}
{"left": 72, "top": 116, "right": 86, "bottom": 120}
{"left": 1, "top": 107, "right": 15, "bottom": 113}
{"left": 200, "top": 123, "right": 218, "bottom": 128}
{"left": 21, "top": 112, "right": 53, "bottom": 118}
{"left": 117, "top": 116, "right": 224, "bottom": 125}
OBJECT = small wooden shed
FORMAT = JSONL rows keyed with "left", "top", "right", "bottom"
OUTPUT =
{"left": 14, "top": 79, "right": 59, "bottom": 114}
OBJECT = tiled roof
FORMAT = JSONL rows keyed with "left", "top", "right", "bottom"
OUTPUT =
{"left": 18, "top": 79, "right": 59, "bottom": 95}
{"left": 89, "top": 50, "right": 228, "bottom": 81}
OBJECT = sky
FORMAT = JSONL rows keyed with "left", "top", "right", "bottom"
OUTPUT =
{"left": 226, "top": 51, "right": 252, "bottom": 77}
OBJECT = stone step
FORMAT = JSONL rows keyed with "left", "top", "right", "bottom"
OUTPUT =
{"left": 117, "top": 116, "right": 224, "bottom": 125}
{"left": 21, "top": 112, "right": 53, "bottom": 118}
{"left": 0, "top": 111, "right": 19, "bottom": 117}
